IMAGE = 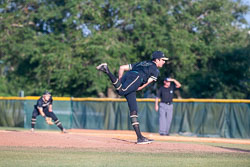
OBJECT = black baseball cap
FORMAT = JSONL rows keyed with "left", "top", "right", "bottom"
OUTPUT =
{"left": 43, "top": 90, "right": 51, "bottom": 95}
{"left": 152, "top": 51, "right": 168, "bottom": 60}
{"left": 165, "top": 77, "right": 170, "bottom": 81}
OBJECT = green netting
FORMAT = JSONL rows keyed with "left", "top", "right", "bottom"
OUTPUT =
{"left": 0, "top": 100, "right": 24, "bottom": 127}
{"left": 23, "top": 100, "right": 72, "bottom": 130}
{"left": 71, "top": 101, "right": 158, "bottom": 132}
{"left": 0, "top": 99, "right": 249, "bottom": 138}
{"left": 71, "top": 101, "right": 250, "bottom": 138}
{"left": 71, "top": 101, "right": 131, "bottom": 130}
{"left": 171, "top": 102, "right": 250, "bottom": 138}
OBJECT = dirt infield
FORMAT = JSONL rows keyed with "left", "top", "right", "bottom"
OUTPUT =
{"left": 1, "top": 129, "right": 250, "bottom": 153}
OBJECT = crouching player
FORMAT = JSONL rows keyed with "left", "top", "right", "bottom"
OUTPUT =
{"left": 30, "top": 91, "right": 67, "bottom": 133}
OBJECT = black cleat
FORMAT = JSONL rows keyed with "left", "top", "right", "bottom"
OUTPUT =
{"left": 96, "top": 63, "right": 110, "bottom": 73}
{"left": 136, "top": 136, "right": 154, "bottom": 144}
{"left": 160, "top": 133, "right": 169, "bottom": 136}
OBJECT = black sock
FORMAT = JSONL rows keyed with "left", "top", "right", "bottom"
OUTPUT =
{"left": 105, "top": 71, "right": 122, "bottom": 90}
{"left": 106, "top": 71, "right": 118, "bottom": 83}
{"left": 57, "top": 124, "right": 64, "bottom": 131}
{"left": 133, "top": 124, "right": 143, "bottom": 139}
{"left": 54, "top": 120, "right": 64, "bottom": 131}
{"left": 31, "top": 118, "right": 36, "bottom": 128}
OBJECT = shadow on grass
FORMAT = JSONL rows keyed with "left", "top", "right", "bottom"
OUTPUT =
{"left": 217, "top": 146, "right": 250, "bottom": 153}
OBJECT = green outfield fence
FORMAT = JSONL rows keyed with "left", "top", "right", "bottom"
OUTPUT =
{"left": 0, "top": 97, "right": 249, "bottom": 139}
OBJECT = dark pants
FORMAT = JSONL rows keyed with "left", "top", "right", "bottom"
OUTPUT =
{"left": 31, "top": 107, "right": 63, "bottom": 131}
{"left": 107, "top": 70, "right": 144, "bottom": 139}
{"left": 32, "top": 107, "right": 58, "bottom": 121}
{"left": 120, "top": 72, "right": 145, "bottom": 139}
{"left": 119, "top": 71, "right": 143, "bottom": 114}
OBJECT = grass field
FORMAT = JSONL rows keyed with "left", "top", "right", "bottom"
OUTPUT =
{"left": 1, "top": 146, "right": 250, "bottom": 167}
{"left": 0, "top": 127, "right": 250, "bottom": 167}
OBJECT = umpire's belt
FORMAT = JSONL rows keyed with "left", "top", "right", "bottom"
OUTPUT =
{"left": 162, "top": 102, "right": 172, "bottom": 105}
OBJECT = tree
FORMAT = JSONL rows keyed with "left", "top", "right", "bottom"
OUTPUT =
{"left": 0, "top": 0, "right": 249, "bottom": 98}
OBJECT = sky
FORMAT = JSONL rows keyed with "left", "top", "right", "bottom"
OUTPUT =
{"left": 243, "top": 0, "right": 250, "bottom": 24}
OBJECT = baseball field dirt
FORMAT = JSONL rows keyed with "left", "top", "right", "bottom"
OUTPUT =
{"left": 1, "top": 129, "right": 250, "bottom": 153}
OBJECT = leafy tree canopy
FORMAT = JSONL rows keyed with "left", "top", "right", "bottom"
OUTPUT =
{"left": 0, "top": 0, "right": 249, "bottom": 98}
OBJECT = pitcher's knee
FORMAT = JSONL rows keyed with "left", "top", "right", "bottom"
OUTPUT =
{"left": 117, "top": 89, "right": 126, "bottom": 96}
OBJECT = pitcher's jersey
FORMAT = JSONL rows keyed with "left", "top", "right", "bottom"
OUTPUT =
{"left": 129, "top": 61, "right": 159, "bottom": 84}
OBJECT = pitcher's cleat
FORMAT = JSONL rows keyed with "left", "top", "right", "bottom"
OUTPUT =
{"left": 96, "top": 63, "right": 110, "bottom": 73}
{"left": 136, "top": 136, "right": 154, "bottom": 144}
{"left": 30, "top": 128, "right": 34, "bottom": 132}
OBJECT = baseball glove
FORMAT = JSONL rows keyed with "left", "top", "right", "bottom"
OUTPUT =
{"left": 45, "top": 117, "right": 54, "bottom": 125}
